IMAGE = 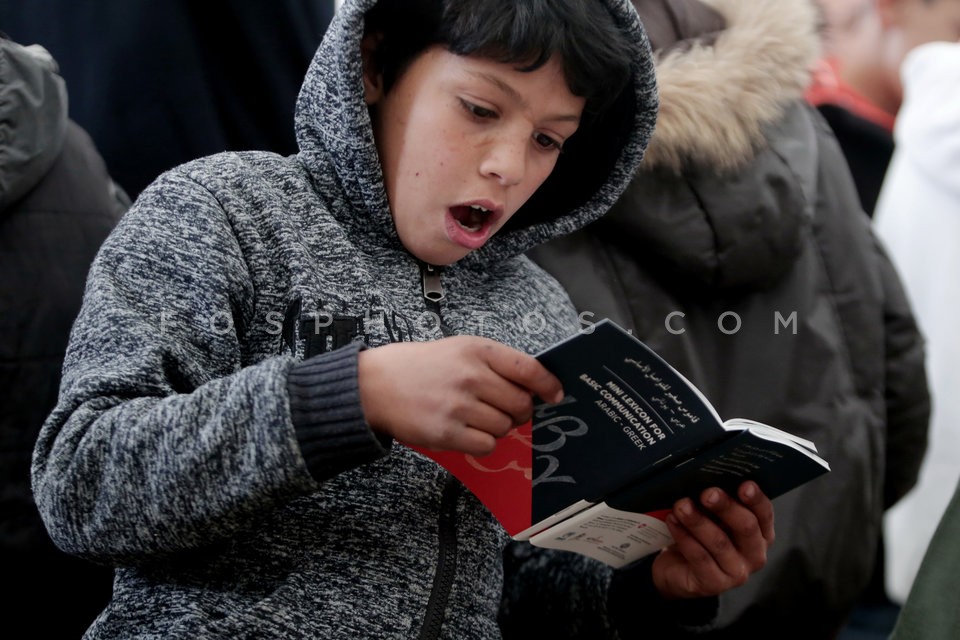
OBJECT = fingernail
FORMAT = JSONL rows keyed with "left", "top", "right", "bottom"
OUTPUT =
{"left": 679, "top": 500, "right": 694, "bottom": 517}
{"left": 743, "top": 483, "right": 756, "bottom": 499}
{"left": 704, "top": 489, "right": 720, "bottom": 506}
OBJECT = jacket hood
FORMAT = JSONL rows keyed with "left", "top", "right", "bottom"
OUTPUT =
{"left": 0, "top": 39, "right": 68, "bottom": 211}
{"left": 294, "top": 0, "right": 658, "bottom": 269}
{"left": 894, "top": 42, "right": 960, "bottom": 200}
{"left": 643, "top": 0, "right": 819, "bottom": 173}
{"left": 599, "top": 0, "right": 822, "bottom": 292}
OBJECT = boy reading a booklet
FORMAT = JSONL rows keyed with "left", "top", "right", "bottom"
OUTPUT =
{"left": 31, "top": 0, "right": 775, "bottom": 637}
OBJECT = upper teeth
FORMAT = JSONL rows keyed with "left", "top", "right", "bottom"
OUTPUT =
{"left": 470, "top": 204, "right": 490, "bottom": 213}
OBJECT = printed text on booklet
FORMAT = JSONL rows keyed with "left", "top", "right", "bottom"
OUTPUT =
{"left": 412, "top": 319, "right": 830, "bottom": 568}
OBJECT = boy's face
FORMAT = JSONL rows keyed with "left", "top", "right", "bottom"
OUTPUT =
{"left": 365, "top": 45, "right": 585, "bottom": 266}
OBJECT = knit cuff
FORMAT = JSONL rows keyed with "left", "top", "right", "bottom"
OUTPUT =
{"left": 287, "top": 342, "right": 390, "bottom": 482}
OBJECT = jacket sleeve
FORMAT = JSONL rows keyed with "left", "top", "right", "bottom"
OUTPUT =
{"left": 876, "top": 238, "right": 931, "bottom": 508}
{"left": 500, "top": 542, "right": 717, "bottom": 639}
{"left": 31, "top": 168, "right": 385, "bottom": 565}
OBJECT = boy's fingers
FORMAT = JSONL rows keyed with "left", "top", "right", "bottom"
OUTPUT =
{"left": 663, "top": 511, "right": 743, "bottom": 593}
{"left": 474, "top": 377, "right": 538, "bottom": 426}
{"left": 738, "top": 481, "right": 775, "bottom": 546}
{"left": 456, "top": 403, "right": 515, "bottom": 439}
{"left": 482, "top": 342, "right": 563, "bottom": 404}
{"left": 448, "top": 429, "right": 498, "bottom": 457}
{"left": 697, "top": 488, "right": 769, "bottom": 570}
{"left": 673, "top": 495, "right": 757, "bottom": 582}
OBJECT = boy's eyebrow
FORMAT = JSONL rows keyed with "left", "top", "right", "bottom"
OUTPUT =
{"left": 468, "top": 70, "right": 581, "bottom": 123}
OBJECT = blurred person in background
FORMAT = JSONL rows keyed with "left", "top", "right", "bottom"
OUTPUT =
{"left": 808, "top": 3, "right": 960, "bottom": 635}
{"left": 0, "top": 35, "right": 128, "bottom": 637}
{"left": 888, "top": 477, "right": 960, "bottom": 640}
{"left": 806, "top": 0, "right": 960, "bottom": 215}
{"left": 0, "top": 0, "right": 335, "bottom": 199}
{"left": 873, "top": 39, "right": 960, "bottom": 615}
{"left": 525, "top": 1, "right": 930, "bottom": 638}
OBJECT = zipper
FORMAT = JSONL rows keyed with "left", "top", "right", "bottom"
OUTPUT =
{"left": 419, "top": 262, "right": 454, "bottom": 337}
{"left": 417, "top": 263, "right": 458, "bottom": 638}
{"left": 421, "top": 262, "right": 445, "bottom": 303}
{"left": 417, "top": 475, "right": 460, "bottom": 640}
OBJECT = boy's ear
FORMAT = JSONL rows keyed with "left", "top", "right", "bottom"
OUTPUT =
{"left": 361, "top": 33, "right": 385, "bottom": 105}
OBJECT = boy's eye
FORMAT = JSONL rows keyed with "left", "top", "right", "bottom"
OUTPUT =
{"left": 459, "top": 98, "right": 562, "bottom": 152}
{"left": 460, "top": 99, "right": 497, "bottom": 119}
{"left": 534, "top": 132, "right": 563, "bottom": 152}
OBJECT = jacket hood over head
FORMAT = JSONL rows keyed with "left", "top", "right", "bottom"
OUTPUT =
{"left": 294, "top": 0, "right": 658, "bottom": 269}
{"left": 603, "top": 0, "right": 821, "bottom": 291}
{"left": 0, "top": 38, "right": 68, "bottom": 212}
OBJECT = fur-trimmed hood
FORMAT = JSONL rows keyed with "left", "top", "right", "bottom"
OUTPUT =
{"left": 643, "top": 0, "right": 820, "bottom": 173}
{"left": 544, "top": 0, "right": 829, "bottom": 293}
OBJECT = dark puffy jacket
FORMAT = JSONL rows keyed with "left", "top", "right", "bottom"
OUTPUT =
{"left": 530, "top": 1, "right": 930, "bottom": 637}
{"left": 0, "top": 37, "right": 128, "bottom": 637}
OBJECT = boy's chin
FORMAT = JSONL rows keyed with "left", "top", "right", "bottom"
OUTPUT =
{"left": 407, "top": 245, "right": 472, "bottom": 267}
{"left": 417, "top": 254, "right": 468, "bottom": 267}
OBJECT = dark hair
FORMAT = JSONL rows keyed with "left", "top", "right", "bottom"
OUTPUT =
{"left": 364, "top": 0, "right": 644, "bottom": 227}
{"left": 364, "top": 0, "right": 637, "bottom": 120}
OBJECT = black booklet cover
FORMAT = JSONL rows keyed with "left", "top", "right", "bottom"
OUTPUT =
{"left": 414, "top": 319, "right": 830, "bottom": 567}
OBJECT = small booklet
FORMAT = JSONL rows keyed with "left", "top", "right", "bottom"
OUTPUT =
{"left": 411, "top": 319, "right": 830, "bottom": 568}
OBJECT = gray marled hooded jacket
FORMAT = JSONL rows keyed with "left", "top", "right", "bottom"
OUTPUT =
{"left": 31, "top": 0, "right": 658, "bottom": 637}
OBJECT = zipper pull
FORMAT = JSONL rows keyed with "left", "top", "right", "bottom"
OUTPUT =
{"left": 421, "top": 263, "right": 445, "bottom": 303}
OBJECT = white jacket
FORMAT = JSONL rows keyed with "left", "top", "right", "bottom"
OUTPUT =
{"left": 875, "top": 41, "right": 960, "bottom": 604}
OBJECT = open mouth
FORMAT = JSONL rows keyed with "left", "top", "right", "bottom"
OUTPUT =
{"left": 450, "top": 204, "right": 492, "bottom": 233}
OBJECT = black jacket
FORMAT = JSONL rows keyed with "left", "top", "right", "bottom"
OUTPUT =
{"left": 0, "top": 0, "right": 334, "bottom": 198}
{"left": 816, "top": 104, "right": 894, "bottom": 216}
{"left": 530, "top": 1, "right": 930, "bottom": 637}
{"left": 0, "top": 37, "right": 127, "bottom": 637}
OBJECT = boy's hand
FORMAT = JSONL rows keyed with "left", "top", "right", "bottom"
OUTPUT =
{"left": 651, "top": 481, "right": 775, "bottom": 599}
{"left": 358, "top": 337, "right": 564, "bottom": 455}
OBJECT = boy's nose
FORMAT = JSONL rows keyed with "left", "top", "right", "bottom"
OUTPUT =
{"left": 479, "top": 137, "right": 526, "bottom": 187}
